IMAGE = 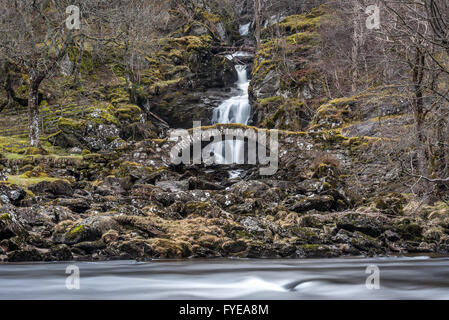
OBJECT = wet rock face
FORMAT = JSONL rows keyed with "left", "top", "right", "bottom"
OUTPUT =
{"left": 251, "top": 70, "right": 281, "bottom": 100}
{"left": 146, "top": 65, "right": 238, "bottom": 129}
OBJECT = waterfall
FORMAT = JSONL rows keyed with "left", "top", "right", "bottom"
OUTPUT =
{"left": 211, "top": 64, "right": 251, "bottom": 164}
{"left": 209, "top": 20, "right": 252, "bottom": 166}
{"left": 239, "top": 23, "right": 251, "bottom": 36}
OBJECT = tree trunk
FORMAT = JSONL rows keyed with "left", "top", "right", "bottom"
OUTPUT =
{"left": 254, "top": 0, "right": 261, "bottom": 51}
{"left": 27, "top": 79, "right": 41, "bottom": 147}
{"left": 73, "top": 33, "right": 86, "bottom": 86}
{"left": 123, "top": 27, "right": 136, "bottom": 104}
{"left": 351, "top": 3, "right": 362, "bottom": 94}
{"left": 412, "top": 48, "right": 431, "bottom": 203}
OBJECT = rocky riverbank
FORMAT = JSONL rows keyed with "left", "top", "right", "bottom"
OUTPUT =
{"left": 1, "top": 138, "right": 449, "bottom": 262}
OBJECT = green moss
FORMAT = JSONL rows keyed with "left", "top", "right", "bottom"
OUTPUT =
{"left": 115, "top": 104, "right": 142, "bottom": 122}
{"left": 419, "top": 202, "right": 449, "bottom": 220}
{"left": 84, "top": 103, "right": 119, "bottom": 126}
{"left": 252, "top": 59, "right": 274, "bottom": 78}
{"left": 265, "top": 7, "right": 327, "bottom": 36}
{"left": 299, "top": 244, "right": 321, "bottom": 250}
{"left": 234, "top": 230, "right": 253, "bottom": 239}
{"left": 149, "top": 78, "right": 182, "bottom": 93}
{"left": 396, "top": 219, "right": 422, "bottom": 241}
{"left": 163, "top": 65, "right": 190, "bottom": 79}
{"left": 58, "top": 117, "right": 87, "bottom": 133}
{"left": 162, "top": 35, "right": 212, "bottom": 54}
{"left": 328, "top": 97, "right": 357, "bottom": 106}
{"left": 200, "top": 10, "right": 221, "bottom": 24}
{"left": 258, "top": 96, "right": 283, "bottom": 106}
{"left": 373, "top": 193, "right": 406, "bottom": 215}
{"left": 66, "top": 225, "right": 85, "bottom": 239}
{"left": 67, "top": 44, "right": 96, "bottom": 74}
{"left": 309, "top": 96, "right": 358, "bottom": 131}
{"left": 5, "top": 175, "right": 64, "bottom": 188}
{"left": 286, "top": 31, "right": 318, "bottom": 46}
{"left": 117, "top": 161, "right": 155, "bottom": 178}
{"left": 259, "top": 98, "right": 305, "bottom": 130}
{"left": 20, "top": 170, "right": 48, "bottom": 179}
{"left": 184, "top": 201, "right": 213, "bottom": 215}
{"left": 0, "top": 212, "right": 11, "bottom": 223}
{"left": 108, "top": 87, "right": 130, "bottom": 105}
{"left": 0, "top": 136, "right": 29, "bottom": 154}
{"left": 309, "top": 129, "right": 348, "bottom": 146}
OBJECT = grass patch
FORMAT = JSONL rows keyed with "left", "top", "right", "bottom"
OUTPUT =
{"left": 5, "top": 175, "right": 66, "bottom": 188}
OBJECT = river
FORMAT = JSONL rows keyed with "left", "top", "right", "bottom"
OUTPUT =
{"left": 1, "top": 257, "right": 449, "bottom": 299}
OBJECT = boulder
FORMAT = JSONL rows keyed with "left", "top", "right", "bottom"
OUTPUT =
{"left": 336, "top": 213, "right": 385, "bottom": 238}
{"left": 50, "top": 244, "right": 73, "bottom": 261}
{"left": 155, "top": 180, "right": 189, "bottom": 192}
{"left": 55, "top": 198, "right": 91, "bottom": 213}
{"left": 0, "top": 184, "right": 26, "bottom": 205}
{"left": 284, "top": 194, "right": 335, "bottom": 213}
{"left": 29, "top": 180, "right": 74, "bottom": 197}
{"left": 53, "top": 216, "right": 119, "bottom": 245}
{"left": 7, "top": 248, "right": 42, "bottom": 262}
{"left": 222, "top": 240, "right": 247, "bottom": 253}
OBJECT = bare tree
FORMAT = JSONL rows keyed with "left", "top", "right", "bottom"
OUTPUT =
{"left": 378, "top": 0, "right": 449, "bottom": 202}
{"left": 0, "top": 0, "right": 76, "bottom": 146}
{"left": 253, "top": 0, "right": 262, "bottom": 50}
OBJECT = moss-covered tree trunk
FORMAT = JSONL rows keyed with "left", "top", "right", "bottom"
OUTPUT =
{"left": 27, "top": 74, "right": 43, "bottom": 147}
{"left": 73, "top": 33, "right": 85, "bottom": 86}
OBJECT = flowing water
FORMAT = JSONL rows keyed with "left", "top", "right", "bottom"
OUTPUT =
{"left": 209, "top": 20, "right": 253, "bottom": 165}
{"left": 1, "top": 257, "right": 449, "bottom": 300}
{"left": 211, "top": 64, "right": 251, "bottom": 164}
{"left": 239, "top": 23, "right": 251, "bottom": 36}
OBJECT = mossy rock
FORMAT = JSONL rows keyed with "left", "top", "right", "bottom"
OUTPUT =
{"left": 108, "top": 87, "right": 130, "bottom": 105}
{"left": 84, "top": 103, "right": 119, "bottom": 126}
{"left": 395, "top": 219, "right": 423, "bottom": 241}
{"left": 20, "top": 168, "right": 48, "bottom": 179}
{"left": 310, "top": 97, "right": 357, "bottom": 131}
{"left": 67, "top": 44, "right": 97, "bottom": 74}
{"left": 262, "top": 6, "right": 327, "bottom": 37}
{"left": 121, "top": 122, "right": 158, "bottom": 141}
{"left": 115, "top": 104, "right": 142, "bottom": 123}
{"left": 0, "top": 212, "right": 11, "bottom": 223}
{"left": 58, "top": 117, "right": 88, "bottom": 135}
{"left": 312, "top": 163, "right": 340, "bottom": 179}
{"left": 374, "top": 193, "right": 406, "bottom": 215}
{"left": 183, "top": 201, "right": 214, "bottom": 216}
{"left": 149, "top": 238, "right": 191, "bottom": 258}
{"left": 296, "top": 243, "right": 337, "bottom": 258}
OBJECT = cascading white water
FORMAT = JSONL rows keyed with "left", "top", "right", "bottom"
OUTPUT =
{"left": 210, "top": 21, "right": 252, "bottom": 165}
{"left": 212, "top": 65, "right": 250, "bottom": 124}
{"left": 211, "top": 64, "right": 251, "bottom": 164}
{"left": 239, "top": 23, "right": 251, "bottom": 36}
